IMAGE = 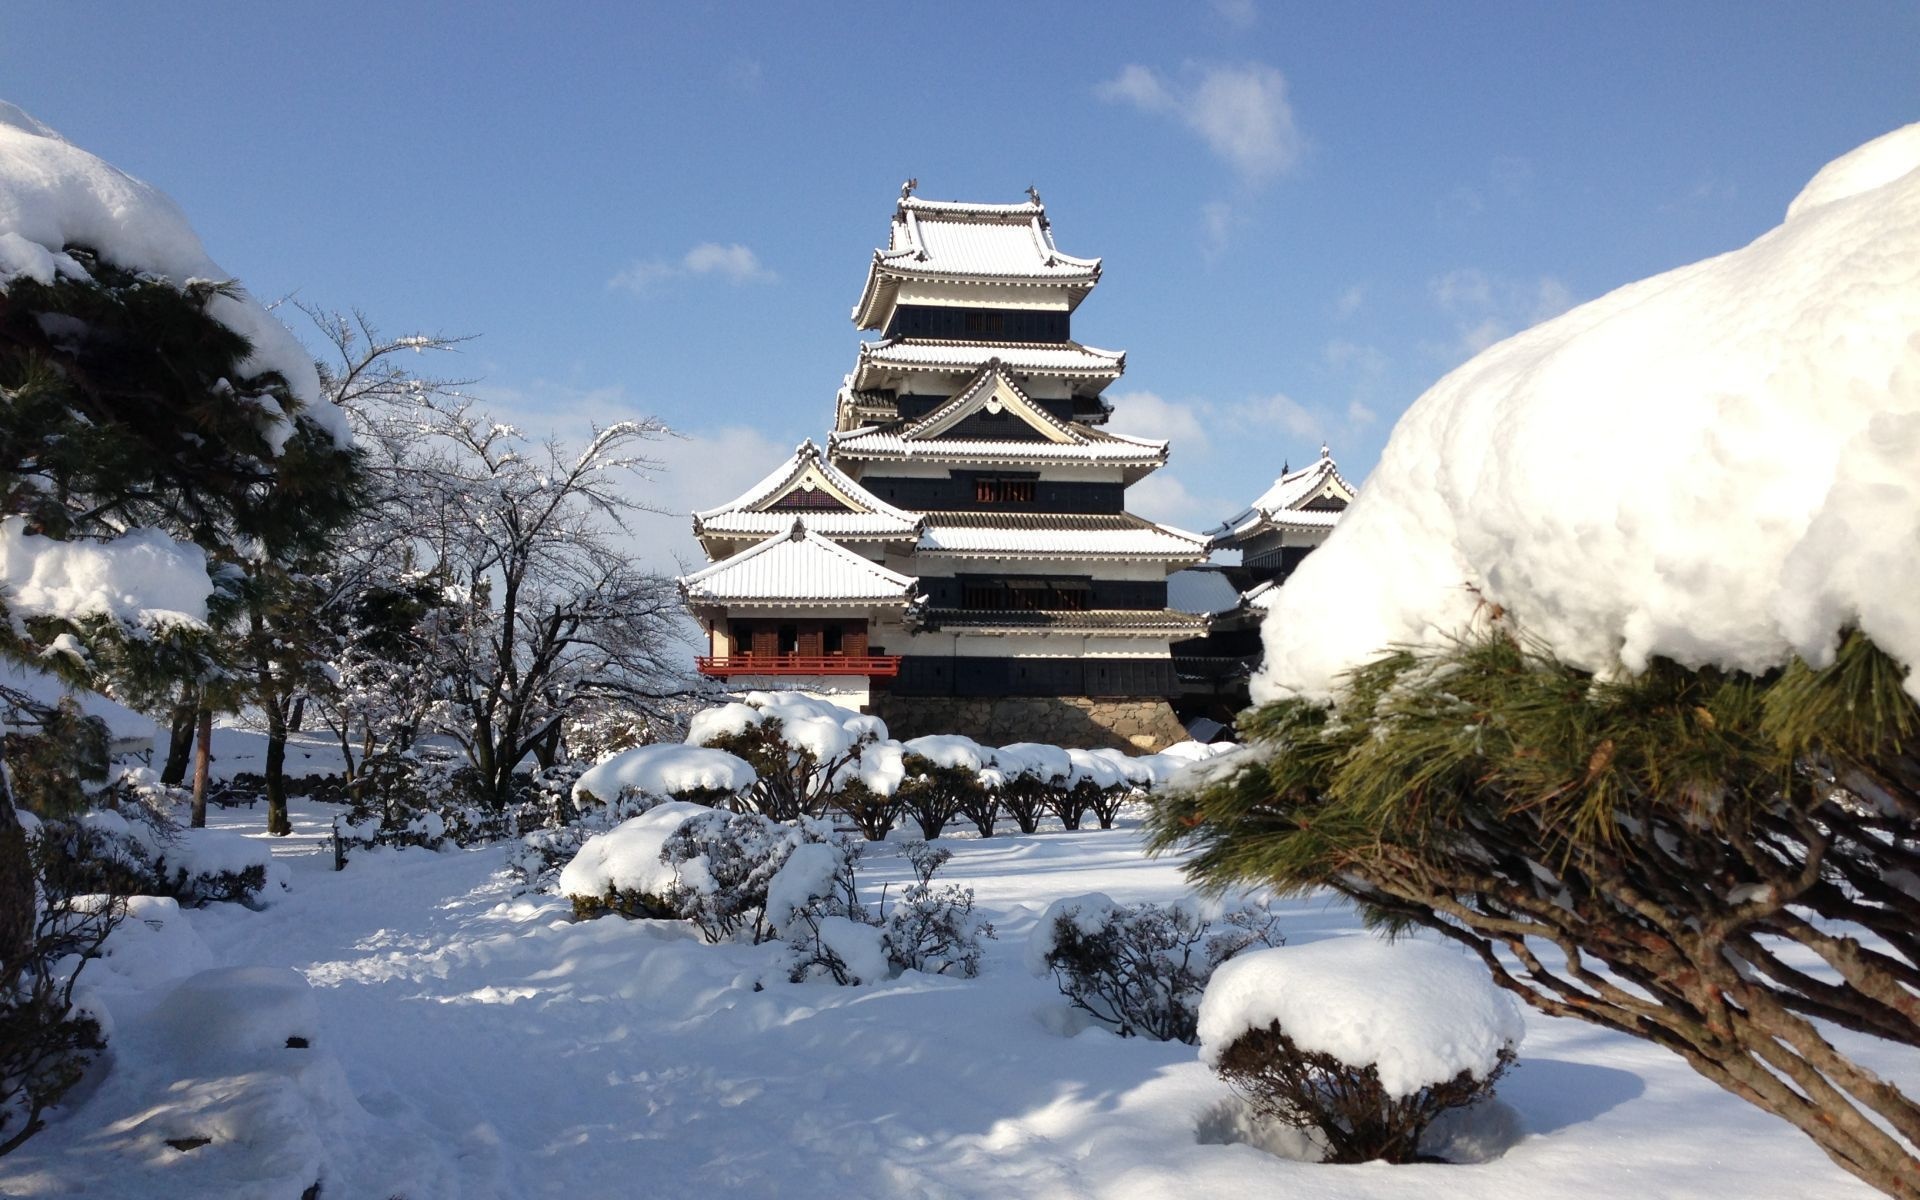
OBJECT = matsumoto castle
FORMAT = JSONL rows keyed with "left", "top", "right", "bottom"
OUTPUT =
{"left": 677, "top": 185, "right": 1354, "bottom": 750}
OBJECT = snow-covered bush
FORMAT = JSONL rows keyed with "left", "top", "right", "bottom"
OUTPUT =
{"left": 0, "top": 890, "right": 115, "bottom": 1155}
{"left": 893, "top": 753, "right": 973, "bottom": 840}
{"left": 687, "top": 693, "right": 884, "bottom": 821}
{"left": 571, "top": 742, "right": 756, "bottom": 810}
{"left": 33, "top": 809, "right": 279, "bottom": 909}
{"left": 1199, "top": 939, "right": 1524, "bottom": 1164}
{"left": 881, "top": 870, "right": 992, "bottom": 978}
{"left": 830, "top": 739, "right": 906, "bottom": 840}
{"left": 558, "top": 801, "right": 714, "bottom": 921}
{"left": 769, "top": 836, "right": 883, "bottom": 984}
{"left": 1028, "top": 893, "right": 1281, "bottom": 1042}
{"left": 770, "top": 835, "right": 993, "bottom": 984}
{"left": 900, "top": 736, "right": 1000, "bottom": 838}
{"left": 659, "top": 809, "right": 811, "bottom": 943}
{"left": 559, "top": 800, "right": 831, "bottom": 941}
{"left": 993, "top": 743, "right": 1070, "bottom": 834}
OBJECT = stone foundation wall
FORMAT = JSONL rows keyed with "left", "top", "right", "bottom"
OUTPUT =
{"left": 868, "top": 694, "right": 1189, "bottom": 753}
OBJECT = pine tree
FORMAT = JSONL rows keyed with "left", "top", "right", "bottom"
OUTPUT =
{"left": 1150, "top": 630, "right": 1920, "bottom": 1197}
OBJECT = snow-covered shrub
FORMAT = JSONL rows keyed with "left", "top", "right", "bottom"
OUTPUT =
{"left": 558, "top": 801, "right": 713, "bottom": 921}
{"left": 893, "top": 752, "right": 974, "bottom": 840}
{"left": 0, "top": 890, "right": 116, "bottom": 1155}
{"left": 771, "top": 835, "right": 993, "bottom": 984}
{"left": 769, "top": 836, "right": 881, "bottom": 984}
{"left": 571, "top": 742, "right": 756, "bottom": 810}
{"left": 33, "top": 810, "right": 278, "bottom": 908}
{"left": 882, "top": 878, "right": 992, "bottom": 978}
{"left": 993, "top": 743, "right": 1071, "bottom": 834}
{"left": 559, "top": 800, "right": 829, "bottom": 940}
{"left": 506, "top": 786, "right": 657, "bottom": 893}
{"left": 833, "top": 778, "right": 902, "bottom": 841}
{"left": 830, "top": 739, "right": 906, "bottom": 840}
{"left": 1199, "top": 939, "right": 1524, "bottom": 1164}
{"left": 687, "top": 693, "right": 883, "bottom": 821}
{"left": 659, "top": 809, "right": 811, "bottom": 943}
{"left": 901, "top": 736, "right": 1000, "bottom": 838}
{"left": 1028, "top": 893, "right": 1282, "bottom": 1042}
{"left": 1080, "top": 748, "right": 1152, "bottom": 829}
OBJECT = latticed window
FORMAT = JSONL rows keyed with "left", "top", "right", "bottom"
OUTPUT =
{"left": 974, "top": 476, "right": 1035, "bottom": 505}
{"left": 770, "top": 487, "right": 850, "bottom": 510}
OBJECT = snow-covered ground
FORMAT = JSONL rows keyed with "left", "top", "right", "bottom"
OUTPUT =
{"left": 1, "top": 792, "right": 1884, "bottom": 1199}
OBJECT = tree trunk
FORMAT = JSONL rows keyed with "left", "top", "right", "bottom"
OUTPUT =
{"left": 0, "top": 740, "right": 34, "bottom": 973}
{"left": 189, "top": 706, "right": 212, "bottom": 829}
{"left": 265, "top": 705, "right": 291, "bottom": 836}
{"left": 160, "top": 695, "right": 197, "bottom": 786}
{"left": 288, "top": 694, "right": 306, "bottom": 734}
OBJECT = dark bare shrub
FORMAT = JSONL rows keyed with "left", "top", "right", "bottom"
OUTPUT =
{"left": 1215, "top": 1023, "right": 1514, "bottom": 1164}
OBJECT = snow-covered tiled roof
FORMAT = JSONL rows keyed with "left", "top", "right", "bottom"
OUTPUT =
{"left": 854, "top": 190, "right": 1102, "bottom": 327}
{"left": 913, "top": 607, "right": 1210, "bottom": 637}
{"left": 830, "top": 426, "right": 1166, "bottom": 467}
{"left": 1211, "top": 448, "right": 1358, "bottom": 542}
{"left": 830, "top": 369, "right": 1165, "bottom": 468}
{"left": 693, "top": 439, "right": 922, "bottom": 543}
{"left": 679, "top": 521, "right": 920, "bottom": 608}
{"left": 850, "top": 338, "right": 1125, "bottom": 389}
{"left": 917, "top": 512, "right": 1208, "bottom": 561}
{"left": 1167, "top": 568, "right": 1246, "bottom": 615}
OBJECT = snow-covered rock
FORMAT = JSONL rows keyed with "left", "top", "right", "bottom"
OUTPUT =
{"left": 572, "top": 743, "right": 757, "bottom": 804}
{"left": 1255, "top": 121, "right": 1920, "bottom": 701}
{"left": 1197, "top": 938, "right": 1525, "bottom": 1098}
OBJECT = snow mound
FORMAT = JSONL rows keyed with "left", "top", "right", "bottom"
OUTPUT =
{"left": 151, "top": 966, "right": 320, "bottom": 1056}
{"left": 557, "top": 801, "right": 714, "bottom": 900}
{"left": 74, "top": 894, "right": 214, "bottom": 991}
{"left": 1787, "top": 122, "right": 1920, "bottom": 219}
{"left": 1255, "top": 121, "right": 1920, "bottom": 702}
{"left": 0, "top": 105, "right": 349, "bottom": 450}
{"left": 1197, "top": 938, "right": 1525, "bottom": 1098}
{"left": 573, "top": 742, "right": 756, "bottom": 804}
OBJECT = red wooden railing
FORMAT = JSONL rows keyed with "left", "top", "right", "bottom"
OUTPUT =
{"left": 696, "top": 654, "right": 901, "bottom": 679}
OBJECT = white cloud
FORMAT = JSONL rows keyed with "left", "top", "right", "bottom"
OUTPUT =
{"left": 1230, "top": 391, "right": 1322, "bottom": 441}
{"left": 1126, "top": 469, "right": 1226, "bottom": 531}
{"left": 609, "top": 242, "right": 776, "bottom": 294}
{"left": 1108, "top": 390, "right": 1211, "bottom": 455}
{"left": 1429, "top": 269, "right": 1577, "bottom": 360}
{"left": 1097, "top": 62, "right": 1301, "bottom": 183}
{"left": 1199, "top": 200, "right": 1238, "bottom": 258}
{"left": 464, "top": 379, "right": 794, "bottom": 575}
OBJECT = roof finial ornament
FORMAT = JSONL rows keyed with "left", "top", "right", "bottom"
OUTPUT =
{"left": 789, "top": 517, "right": 808, "bottom": 542}
{"left": 1281, "top": 459, "right": 1289, "bottom": 475}
{"left": 1026, "top": 184, "right": 1042, "bottom": 206}
{"left": 901, "top": 178, "right": 918, "bottom": 200}
{"left": 1320, "top": 441, "right": 1331, "bottom": 459}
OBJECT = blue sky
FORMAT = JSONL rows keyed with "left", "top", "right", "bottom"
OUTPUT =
{"left": 5, "top": 2, "right": 1917, "bottom": 567}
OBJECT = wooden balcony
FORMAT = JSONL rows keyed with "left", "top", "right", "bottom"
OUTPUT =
{"left": 696, "top": 654, "right": 901, "bottom": 679}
